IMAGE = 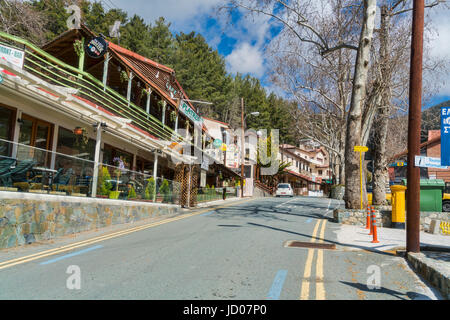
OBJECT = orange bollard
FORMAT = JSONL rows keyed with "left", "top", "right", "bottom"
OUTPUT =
{"left": 366, "top": 205, "right": 371, "bottom": 230}
{"left": 369, "top": 206, "right": 375, "bottom": 235}
{"left": 371, "top": 209, "right": 380, "bottom": 243}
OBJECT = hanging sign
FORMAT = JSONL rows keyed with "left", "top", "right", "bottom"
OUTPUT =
{"left": 0, "top": 44, "right": 25, "bottom": 68}
{"left": 85, "top": 37, "right": 108, "bottom": 59}
{"left": 442, "top": 107, "right": 450, "bottom": 166}
{"left": 213, "top": 139, "right": 222, "bottom": 149}
{"left": 179, "top": 101, "right": 203, "bottom": 129}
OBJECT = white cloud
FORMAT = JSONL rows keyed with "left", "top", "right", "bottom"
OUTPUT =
{"left": 225, "top": 42, "right": 264, "bottom": 77}
{"left": 426, "top": 4, "right": 450, "bottom": 96}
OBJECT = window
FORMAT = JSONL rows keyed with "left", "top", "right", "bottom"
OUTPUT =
{"left": 56, "top": 127, "right": 96, "bottom": 161}
{"left": 319, "top": 170, "right": 323, "bottom": 176}
{"left": 103, "top": 144, "right": 133, "bottom": 169}
{"left": 0, "top": 105, "right": 15, "bottom": 157}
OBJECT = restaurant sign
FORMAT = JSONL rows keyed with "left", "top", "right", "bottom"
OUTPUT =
{"left": 0, "top": 43, "right": 25, "bottom": 69}
{"left": 179, "top": 101, "right": 203, "bottom": 128}
{"left": 85, "top": 37, "right": 108, "bottom": 59}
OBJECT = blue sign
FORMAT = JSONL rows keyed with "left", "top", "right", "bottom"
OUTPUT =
{"left": 442, "top": 107, "right": 450, "bottom": 166}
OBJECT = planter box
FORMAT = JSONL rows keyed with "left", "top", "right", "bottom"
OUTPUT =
{"left": 0, "top": 187, "right": 18, "bottom": 192}
{"left": 71, "top": 193, "right": 87, "bottom": 197}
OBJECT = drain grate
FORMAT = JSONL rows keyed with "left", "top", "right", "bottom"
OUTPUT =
{"left": 285, "top": 241, "right": 336, "bottom": 250}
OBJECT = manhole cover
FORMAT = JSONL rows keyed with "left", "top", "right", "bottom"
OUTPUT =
{"left": 285, "top": 241, "right": 336, "bottom": 250}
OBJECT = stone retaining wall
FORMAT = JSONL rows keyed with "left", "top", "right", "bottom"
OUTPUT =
{"left": 0, "top": 192, "right": 182, "bottom": 249}
{"left": 333, "top": 206, "right": 450, "bottom": 231}
{"left": 407, "top": 251, "right": 450, "bottom": 300}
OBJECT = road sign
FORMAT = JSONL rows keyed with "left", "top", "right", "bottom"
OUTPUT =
{"left": 389, "top": 161, "right": 407, "bottom": 167}
{"left": 414, "top": 156, "right": 449, "bottom": 169}
{"left": 441, "top": 107, "right": 450, "bottom": 166}
{"left": 354, "top": 145, "right": 368, "bottom": 209}
{"left": 354, "top": 146, "right": 369, "bottom": 152}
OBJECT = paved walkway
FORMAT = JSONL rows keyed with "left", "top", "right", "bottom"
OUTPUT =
{"left": 333, "top": 224, "right": 450, "bottom": 252}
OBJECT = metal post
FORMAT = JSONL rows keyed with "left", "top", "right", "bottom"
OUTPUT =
{"left": 241, "top": 98, "right": 245, "bottom": 198}
{"left": 153, "top": 152, "right": 158, "bottom": 202}
{"left": 78, "top": 37, "right": 85, "bottom": 79}
{"left": 161, "top": 101, "right": 167, "bottom": 128}
{"left": 126, "top": 72, "right": 134, "bottom": 105}
{"left": 91, "top": 122, "right": 102, "bottom": 198}
{"left": 146, "top": 88, "right": 152, "bottom": 119}
{"left": 406, "top": 0, "right": 424, "bottom": 254}
{"left": 102, "top": 52, "right": 110, "bottom": 91}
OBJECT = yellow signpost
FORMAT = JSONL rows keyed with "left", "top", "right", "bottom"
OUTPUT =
{"left": 354, "top": 146, "right": 369, "bottom": 210}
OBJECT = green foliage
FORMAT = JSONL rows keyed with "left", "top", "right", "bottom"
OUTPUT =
{"left": 21, "top": 1, "right": 297, "bottom": 144}
{"left": 109, "top": 190, "right": 120, "bottom": 199}
{"left": 145, "top": 177, "right": 156, "bottom": 200}
{"left": 98, "top": 166, "right": 112, "bottom": 196}
{"left": 159, "top": 179, "right": 170, "bottom": 202}
{"left": 127, "top": 185, "right": 136, "bottom": 199}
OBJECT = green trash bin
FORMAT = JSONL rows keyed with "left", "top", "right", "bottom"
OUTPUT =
{"left": 401, "top": 179, "right": 445, "bottom": 212}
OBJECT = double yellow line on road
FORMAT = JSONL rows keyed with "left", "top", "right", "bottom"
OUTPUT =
{"left": 0, "top": 198, "right": 255, "bottom": 271}
{"left": 299, "top": 219, "right": 327, "bottom": 300}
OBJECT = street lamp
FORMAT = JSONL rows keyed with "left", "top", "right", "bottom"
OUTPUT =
{"left": 240, "top": 98, "right": 259, "bottom": 198}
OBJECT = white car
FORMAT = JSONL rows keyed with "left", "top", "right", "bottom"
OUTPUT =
{"left": 275, "top": 183, "right": 294, "bottom": 197}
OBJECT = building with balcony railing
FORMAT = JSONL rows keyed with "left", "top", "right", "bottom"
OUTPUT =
{"left": 0, "top": 25, "right": 240, "bottom": 205}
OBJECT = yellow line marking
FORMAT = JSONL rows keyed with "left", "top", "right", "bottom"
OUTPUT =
{"left": 300, "top": 248, "right": 315, "bottom": 300}
{"left": 299, "top": 219, "right": 322, "bottom": 300}
{"left": 0, "top": 198, "right": 255, "bottom": 271}
{"left": 316, "top": 220, "right": 327, "bottom": 300}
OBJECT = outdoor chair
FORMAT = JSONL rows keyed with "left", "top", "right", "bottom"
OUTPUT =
{"left": 0, "top": 157, "right": 16, "bottom": 176}
{"left": 51, "top": 168, "right": 75, "bottom": 194}
{"left": 0, "top": 159, "right": 37, "bottom": 190}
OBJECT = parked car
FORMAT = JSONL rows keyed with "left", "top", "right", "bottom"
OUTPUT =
{"left": 275, "top": 183, "right": 294, "bottom": 197}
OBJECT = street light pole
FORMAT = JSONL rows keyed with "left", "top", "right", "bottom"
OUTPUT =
{"left": 241, "top": 98, "right": 245, "bottom": 198}
{"left": 406, "top": 0, "right": 424, "bottom": 254}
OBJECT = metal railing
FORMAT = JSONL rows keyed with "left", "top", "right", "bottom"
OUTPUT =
{"left": 0, "top": 31, "right": 190, "bottom": 147}
{"left": 0, "top": 138, "right": 180, "bottom": 204}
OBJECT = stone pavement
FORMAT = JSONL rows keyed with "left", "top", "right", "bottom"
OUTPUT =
{"left": 332, "top": 222, "right": 450, "bottom": 299}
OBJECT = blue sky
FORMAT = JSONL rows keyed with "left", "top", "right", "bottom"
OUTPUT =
{"left": 100, "top": 0, "right": 449, "bottom": 108}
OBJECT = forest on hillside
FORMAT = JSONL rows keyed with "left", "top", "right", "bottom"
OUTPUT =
{"left": 0, "top": 0, "right": 298, "bottom": 144}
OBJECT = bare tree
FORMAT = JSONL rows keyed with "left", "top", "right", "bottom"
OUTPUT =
{"left": 0, "top": 0, "right": 47, "bottom": 45}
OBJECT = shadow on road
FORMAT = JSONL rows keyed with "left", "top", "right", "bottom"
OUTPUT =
{"left": 339, "top": 281, "right": 431, "bottom": 300}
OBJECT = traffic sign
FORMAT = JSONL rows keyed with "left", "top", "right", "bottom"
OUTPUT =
{"left": 354, "top": 146, "right": 369, "bottom": 152}
{"left": 441, "top": 107, "right": 450, "bottom": 166}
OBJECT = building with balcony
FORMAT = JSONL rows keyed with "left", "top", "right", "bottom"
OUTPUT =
{"left": 0, "top": 25, "right": 239, "bottom": 206}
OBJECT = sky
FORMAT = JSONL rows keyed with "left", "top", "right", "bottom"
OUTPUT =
{"left": 99, "top": 0, "right": 449, "bottom": 107}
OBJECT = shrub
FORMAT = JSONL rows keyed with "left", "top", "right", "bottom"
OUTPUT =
{"left": 145, "top": 177, "right": 156, "bottom": 200}
{"left": 98, "top": 167, "right": 112, "bottom": 196}
{"left": 159, "top": 179, "right": 171, "bottom": 203}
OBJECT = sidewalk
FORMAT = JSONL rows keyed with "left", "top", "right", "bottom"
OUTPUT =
{"left": 332, "top": 223, "right": 450, "bottom": 299}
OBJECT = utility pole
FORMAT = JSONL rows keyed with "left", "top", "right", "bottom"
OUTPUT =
{"left": 406, "top": 0, "right": 424, "bottom": 253}
{"left": 241, "top": 98, "right": 245, "bottom": 198}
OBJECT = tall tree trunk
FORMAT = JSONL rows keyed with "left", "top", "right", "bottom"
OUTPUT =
{"left": 372, "top": 5, "right": 391, "bottom": 205}
{"left": 344, "top": 0, "right": 377, "bottom": 209}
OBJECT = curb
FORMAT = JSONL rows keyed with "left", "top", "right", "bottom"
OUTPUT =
{"left": 406, "top": 251, "right": 450, "bottom": 300}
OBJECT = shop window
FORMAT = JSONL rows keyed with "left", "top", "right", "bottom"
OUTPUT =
{"left": 0, "top": 105, "right": 15, "bottom": 157}
{"left": 103, "top": 144, "right": 133, "bottom": 169}
{"left": 56, "top": 127, "right": 95, "bottom": 161}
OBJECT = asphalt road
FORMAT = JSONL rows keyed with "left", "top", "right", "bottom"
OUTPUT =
{"left": 0, "top": 196, "right": 440, "bottom": 300}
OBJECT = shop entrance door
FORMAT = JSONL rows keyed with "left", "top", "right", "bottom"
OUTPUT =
{"left": 17, "top": 114, "right": 53, "bottom": 166}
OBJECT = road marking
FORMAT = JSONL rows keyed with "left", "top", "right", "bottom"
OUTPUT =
{"left": 200, "top": 211, "right": 214, "bottom": 216}
{"left": 299, "top": 219, "right": 322, "bottom": 300}
{"left": 316, "top": 220, "right": 327, "bottom": 300}
{"left": 306, "top": 218, "right": 313, "bottom": 224}
{"left": 40, "top": 245, "right": 103, "bottom": 265}
{"left": 267, "top": 270, "right": 288, "bottom": 300}
{"left": 0, "top": 198, "right": 257, "bottom": 271}
{"left": 300, "top": 249, "right": 315, "bottom": 300}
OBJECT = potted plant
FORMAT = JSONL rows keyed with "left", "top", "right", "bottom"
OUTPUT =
{"left": 109, "top": 190, "right": 120, "bottom": 199}
{"left": 159, "top": 179, "right": 171, "bottom": 203}
{"left": 144, "top": 177, "right": 156, "bottom": 202}
{"left": 127, "top": 185, "right": 137, "bottom": 200}
{"left": 97, "top": 166, "right": 112, "bottom": 198}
